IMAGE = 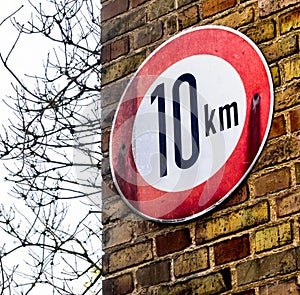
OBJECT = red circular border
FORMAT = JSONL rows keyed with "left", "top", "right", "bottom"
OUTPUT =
{"left": 110, "top": 26, "right": 273, "bottom": 222}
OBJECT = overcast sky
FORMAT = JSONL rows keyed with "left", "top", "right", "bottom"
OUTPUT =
{"left": 0, "top": 2, "right": 102, "bottom": 294}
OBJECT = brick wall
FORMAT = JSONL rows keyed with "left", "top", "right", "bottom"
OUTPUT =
{"left": 101, "top": 0, "right": 300, "bottom": 294}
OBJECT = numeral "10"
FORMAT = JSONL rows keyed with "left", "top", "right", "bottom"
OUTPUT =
{"left": 151, "top": 73, "right": 200, "bottom": 177}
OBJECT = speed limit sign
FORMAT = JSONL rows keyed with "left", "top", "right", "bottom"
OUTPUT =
{"left": 110, "top": 25, "right": 273, "bottom": 223}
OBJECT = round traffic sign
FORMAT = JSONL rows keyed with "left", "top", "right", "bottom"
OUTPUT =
{"left": 110, "top": 25, "right": 273, "bottom": 223}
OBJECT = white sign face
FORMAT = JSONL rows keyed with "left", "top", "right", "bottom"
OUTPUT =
{"left": 133, "top": 55, "right": 246, "bottom": 192}
{"left": 110, "top": 25, "right": 274, "bottom": 223}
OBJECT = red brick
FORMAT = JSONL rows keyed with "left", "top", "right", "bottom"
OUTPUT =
{"left": 276, "top": 189, "right": 300, "bottom": 217}
{"left": 156, "top": 228, "right": 191, "bottom": 256}
{"left": 268, "top": 114, "right": 286, "bottom": 139}
{"left": 258, "top": 0, "right": 299, "bottom": 17}
{"left": 290, "top": 107, "right": 300, "bottom": 132}
{"left": 102, "top": 0, "right": 129, "bottom": 21}
{"left": 253, "top": 168, "right": 291, "bottom": 197}
{"left": 101, "top": 43, "right": 111, "bottom": 64}
{"left": 222, "top": 183, "right": 249, "bottom": 208}
{"left": 202, "top": 0, "right": 236, "bottom": 18}
{"left": 111, "top": 36, "right": 129, "bottom": 60}
{"left": 136, "top": 260, "right": 170, "bottom": 287}
{"left": 102, "top": 129, "right": 110, "bottom": 153}
{"left": 214, "top": 235, "right": 250, "bottom": 265}
{"left": 131, "top": 0, "right": 147, "bottom": 8}
{"left": 103, "top": 273, "right": 134, "bottom": 295}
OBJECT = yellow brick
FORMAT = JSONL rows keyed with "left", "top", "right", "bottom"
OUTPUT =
{"left": 244, "top": 21, "right": 275, "bottom": 44}
{"left": 280, "top": 8, "right": 300, "bottom": 34}
{"left": 260, "top": 35, "right": 298, "bottom": 63}
{"left": 212, "top": 6, "right": 254, "bottom": 29}
{"left": 102, "top": 51, "right": 146, "bottom": 85}
{"left": 196, "top": 202, "right": 269, "bottom": 243}
{"left": 283, "top": 57, "right": 300, "bottom": 82}
{"left": 255, "top": 222, "right": 292, "bottom": 252}
{"left": 271, "top": 65, "right": 280, "bottom": 87}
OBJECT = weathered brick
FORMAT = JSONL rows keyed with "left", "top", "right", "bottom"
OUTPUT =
{"left": 234, "top": 290, "right": 255, "bottom": 295}
{"left": 134, "top": 220, "right": 164, "bottom": 236}
{"left": 296, "top": 163, "right": 300, "bottom": 184}
{"left": 136, "top": 260, "right": 170, "bottom": 287}
{"left": 133, "top": 22, "right": 163, "bottom": 49}
{"left": 102, "top": 78, "right": 129, "bottom": 108}
{"left": 102, "top": 51, "right": 146, "bottom": 85}
{"left": 260, "top": 279, "right": 300, "bottom": 295}
{"left": 290, "top": 107, "right": 300, "bottom": 132}
{"left": 253, "top": 167, "right": 290, "bottom": 197}
{"left": 103, "top": 273, "right": 134, "bottom": 295}
{"left": 104, "top": 241, "right": 153, "bottom": 273}
{"left": 165, "top": 14, "right": 178, "bottom": 35}
{"left": 178, "top": 0, "right": 196, "bottom": 8}
{"left": 255, "top": 138, "right": 288, "bottom": 170}
{"left": 149, "top": 0, "right": 176, "bottom": 20}
{"left": 214, "top": 235, "right": 250, "bottom": 265}
{"left": 258, "top": 0, "right": 299, "bottom": 17}
{"left": 275, "top": 81, "right": 300, "bottom": 111}
{"left": 156, "top": 269, "right": 232, "bottom": 295}
{"left": 255, "top": 222, "right": 292, "bottom": 252}
{"left": 102, "top": 156, "right": 110, "bottom": 176}
{"left": 202, "top": 0, "right": 236, "bottom": 18}
{"left": 196, "top": 201, "right": 269, "bottom": 244}
{"left": 283, "top": 57, "right": 300, "bottom": 82}
{"left": 276, "top": 189, "right": 300, "bottom": 217}
{"left": 288, "top": 135, "right": 300, "bottom": 159}
{"left": 178, "top": 5, "right": 199, "bottom": 30}
{"left": 268, "top": 114, "right": 285, "bottom": 139}
{"left": 101, "top": 102, "right": 118, "bottom": 129}
{"left": 243, "top": 21, "right": 276, "bottom": 44}
{"left": 103, "top": 222, "right": 133, "bottom": 249}
{"left": 270, "top": 65, "right": 281, "bottom": 87}
{"left": 102, "top": 192, "right": 131, "bottom": 225}
{"left": 102, "top": 0, "right": 129, "bottom": 21}
{"left": 102, "top": 7, "right": 146, "bottom": 42}
{"left": 174, "top": 248, "right": 209, "bottom": 277}
{"left": 156, "top": 228, "right": 191, "bottom": 256}
{"left": 212, "top": 5, "right": 254, "bottom": 28}
{"left": 260, "top": 35, "right": 298, "bottom": 63}
{"left": 280, "top": 8, "right": 300, "bottom": 34}
{"left": 236, "top": 248, "right": 297, "bottom": 285}
{"left": 131, "top": 0, "right": 147, "bottom": 8}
